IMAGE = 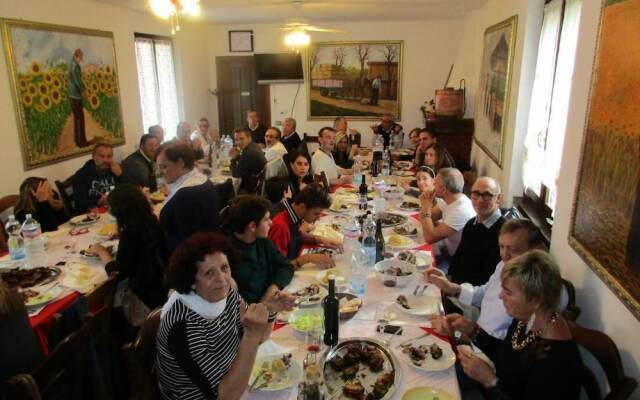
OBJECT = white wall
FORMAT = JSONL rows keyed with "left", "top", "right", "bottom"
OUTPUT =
{"left": 456, "top": 0, "right": 640, "bottom": 395}
{"left": 550, "top": 0, "right": 640, "bottom": 395}
{"left": 207, "top": 19, "right": 465, "bottom": 145}
{"left": 0, "top": 0, "right": 212, "bottom": 195}
{"left": 450, "top": 0, "right": 544, "bottom": 206}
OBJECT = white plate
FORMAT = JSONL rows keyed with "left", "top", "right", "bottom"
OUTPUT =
{"left": 288, "top": 281, "right": 328, "bottom": 307}
{"left": 386, "top": 234, "right": 415, "bottom": 250}
{"left": 395, "top": 334, "right": 456, "bottom": 372}
{"left": 250, "top": 354, "right": 302, "bottom": 391}
{"left": 288, "top": 308, "right": 324, "bottom": 335}
{"left": 394, "top": 294, "right": 439, "bottom": 316}
{"left": 24, "top": 285, "right": 63, "bottom": 308}
{"left": 70, "top": 213, "right": 99, "bottom": 226}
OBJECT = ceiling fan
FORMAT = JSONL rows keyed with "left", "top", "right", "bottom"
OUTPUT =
{"left": 281, "top": 1, "right": 344, "bottom": 51}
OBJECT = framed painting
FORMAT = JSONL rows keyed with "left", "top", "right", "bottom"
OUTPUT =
{"left": 473, "top": 16, "right": 518, "bottom": 167}
{"left": 570, "top": 0, "right": 640, "bottom": 319}
{"left": 1, "top": 19, "right": 125, "bottom": 170}
{"left": 307, "top": 41, "right": 403, "bottom": 120}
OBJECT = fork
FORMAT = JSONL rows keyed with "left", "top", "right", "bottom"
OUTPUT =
{"left": 412, "top": 285, "right": 420, "bottom": 296}
{"left": 248, "top": 370, "right": 266, "bottom": 392}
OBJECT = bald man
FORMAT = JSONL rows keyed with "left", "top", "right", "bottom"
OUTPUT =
{"left": 446, "top": 176, "right": 505, "bottom": 286}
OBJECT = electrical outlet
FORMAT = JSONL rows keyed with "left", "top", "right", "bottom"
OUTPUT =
{"left": 275, "top": 120, "right": 282, "bottom": 126}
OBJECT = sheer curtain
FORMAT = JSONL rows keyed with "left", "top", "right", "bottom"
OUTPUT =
{"left": 134, "top": 36, "right": 179, "bottom": 140}
{"left": 522, "top": 0, "right": 582, "bottom": 211}
{"left": 522, "top": 0, "right": 563, "bottom": 196}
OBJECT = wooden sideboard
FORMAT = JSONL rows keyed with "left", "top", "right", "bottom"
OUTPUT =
{"left": 425, "top": 118, "right": 474, "bottom": 171}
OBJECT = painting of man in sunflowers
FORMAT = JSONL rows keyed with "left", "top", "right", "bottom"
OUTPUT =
{"left": 1, "top": 19, "right": 125, "bottom": 169}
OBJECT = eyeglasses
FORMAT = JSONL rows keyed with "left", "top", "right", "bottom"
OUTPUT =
{"left": 471, "top": 191, "right": 499, "bottom": 201}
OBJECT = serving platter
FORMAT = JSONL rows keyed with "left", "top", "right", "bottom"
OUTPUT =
{"left": 69, "top": 213, "right": 99, "bottom": 226}
{"left": 323, "top": 337, "right": 401, "bottom": 400}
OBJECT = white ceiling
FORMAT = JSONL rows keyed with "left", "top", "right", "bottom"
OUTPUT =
{"left": 94, "top": 0, "right": 489, "bottom": 25}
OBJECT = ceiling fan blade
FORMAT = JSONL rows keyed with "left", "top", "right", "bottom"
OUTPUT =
{"left": 305, "top": 26, "right": 345, "bottom": 33}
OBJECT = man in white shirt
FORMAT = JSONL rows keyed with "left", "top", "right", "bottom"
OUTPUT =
{"left": 419, "top": 168, "right": 475, "bottom": 268}
{"left": 425, "top": 219, "right": 549, "bottom": 340}
{"left": 311, "top": 127, "right": 352, "bottom": 185}
{"left": 263, "top": 127, "right": 288, "bottom": 162}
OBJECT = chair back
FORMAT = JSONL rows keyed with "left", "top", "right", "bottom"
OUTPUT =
{"left": 302, "top": 133, "right": 319, "bottom": 156}
{"left": 54, "top": 176, "right": 75, "bottom": 217}
{"left": 238, "top": 167, "right": 266, "bottom": 195}
{"left": 568, "top": 321, "right": 638, "bottom": 400}
{"left": 264, "top": 157, "right": 289, "bottom": 181}
{"left": 561, "top": 278, "right": 581, "bottom": 322}
{"left": 0, "top": 194, "right": 18, "bottom": 253}
{"left": 313, "top": 171, "right": 329, "bottom": 189}
{"left": 86, "top": 272, "right": 118, "bottom": 348}
{"left": 122, "top": 308, "right": 162, "bottom": 400}
{"left": 32, "top": 320, "right": 92, "bottom": 400}
{"left": 3, "top": 373, "right": 41, "bottom": 400}
{"left": 216, "top": 178, "right": 235, "bottom": 208}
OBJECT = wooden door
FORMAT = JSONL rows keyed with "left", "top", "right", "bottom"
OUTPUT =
{"left": 216, "top": 56, "right": 270, "bottom": 134}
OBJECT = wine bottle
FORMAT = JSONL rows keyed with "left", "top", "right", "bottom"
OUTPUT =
{"left": 323, "top": 275, "right": 339, "bottom": 347}
{"left": 358, "top": 174, "right": 368, "bottom": 211}
{"left": 375, "top": 219, "right": 385, "bottom": 262}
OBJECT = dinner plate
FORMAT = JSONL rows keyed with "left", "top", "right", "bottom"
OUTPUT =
{"left": 393, "top": 170, "right": 414, "bottom": 177}
{"left": 386, "top": 234, "right": 415, "bottom": 250}
{"left": 250, "top": 354, "right": 302, "bottom": 391}
{"left": 98, "top": 223, "right": 117, "bottom": 237}
{"left": 394, "top": 294, "right": 439, "bottom": 316}
{"left": 398, "top": 201, "right": 420, "bottom": 211}
{"left": 288, "top": 281, "right": 328, "bottom": 307}
{"left": 310, "top": 225, "right": 344, "bottom": 243}
{"left": 393, "top": 224, "right": 418, "bottom": 236}
{"left": 401, "top": 386, "right": 456, "bottom": 400}
{"left": 336, "top": 293, "right": 362, "bottom": 320}
{"left": 69, "top": 213, "right": 99, "bottom": 226}
{"left": 395, "top": 334, "right": 456, "bottom": 372}
{"left": 330, "top": 202, "right": 355, "bottom": 213}
{"left": 24, "top": 285, "right": 63, "bottom": 308}
{"left": 316, "top": 268, "right": 350, "bottom": 287}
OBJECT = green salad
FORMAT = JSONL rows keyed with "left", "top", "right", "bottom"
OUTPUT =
{"left": 289, "top": 310, "right": 324, "bottom": 333}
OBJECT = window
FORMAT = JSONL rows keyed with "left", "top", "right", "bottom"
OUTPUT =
{"left": 134, "top": 34, "right": 179, "bottom": 139}
{"left": 522, "top": 0, "right": 582, "bottom": 217}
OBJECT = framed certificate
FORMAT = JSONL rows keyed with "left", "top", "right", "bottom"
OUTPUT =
{"left": 229, "top": 30, "right": 253, "bottom": 52}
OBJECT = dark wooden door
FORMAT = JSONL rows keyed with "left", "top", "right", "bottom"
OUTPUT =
{"left": 216, "top": 56, "right": 270, "bottom": 134}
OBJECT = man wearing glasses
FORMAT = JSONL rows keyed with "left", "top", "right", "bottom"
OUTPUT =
{"left": 446, "top": 176, "right": 504, "bottom": 286}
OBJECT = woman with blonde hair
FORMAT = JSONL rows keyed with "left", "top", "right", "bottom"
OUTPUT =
{"left": 332, "top": 130, "right": 358, "bottom": 169}
{"left": 14, "top": 177, "right": 68, "bottom": 232}
{"left": 459, "top": 250, "right": 581, "bottom": 399}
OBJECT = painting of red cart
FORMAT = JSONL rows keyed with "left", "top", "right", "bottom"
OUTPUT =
{"left": 307, "top": 41, "right": 403, "bottom": 120}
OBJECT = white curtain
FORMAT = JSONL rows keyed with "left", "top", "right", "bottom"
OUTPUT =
{"left": 543, "top": 0, "right": 582, "bottom": 209}
{"left": 134, "top": 37, "right": 179, "bottom": 140}
{"left": 522, "top": 0, "right": 563, "bottom": 196}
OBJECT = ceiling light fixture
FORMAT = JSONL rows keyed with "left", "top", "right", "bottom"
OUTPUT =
{"left": 284, "top": 29, "right": 311, "bottom": 53}
{"left": 149, "top": 0, "right": 201, "bottom": 35}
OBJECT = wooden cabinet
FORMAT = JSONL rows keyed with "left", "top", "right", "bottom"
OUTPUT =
{"left": 425, "top": 118, "right": 474, "bottom": 170}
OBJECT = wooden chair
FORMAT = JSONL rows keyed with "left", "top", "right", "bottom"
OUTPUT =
{"left": 86, "top": 272, "right": 118, "bottom": 346}
{"left": 54, "top": 176, "right": 75, "bottom": 217}
{"left": 561, "top": 278, "right": 581, "bottom": 322}
{"left": 0, "top": 194, "right": 18, "bottom": 254}
{"left": 238, "top": 167, "right": 266, "bottom": 195}
{"left": 216, "top": 178, "right": 235, "bottom": 208}
{"left": 121, "top": 308, "right": 162, "bottom": 400}
{"left": 3, "top": 373, "right": 41, "bottom": 400}
{"left": 313, "top": 171, "right": 329, "bottom": 189}
{"left": 32, "top": 320, "right": 92, "bottom": 400}
{"left": 302, "top": 133, "right": 319, "bottom": 156}
{"left": 568, "top": 321, "right": 638, "bottom": 400}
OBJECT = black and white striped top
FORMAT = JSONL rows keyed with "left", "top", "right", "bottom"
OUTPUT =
{"left": 156, "top": 289, "right": 244, "bottom": 399}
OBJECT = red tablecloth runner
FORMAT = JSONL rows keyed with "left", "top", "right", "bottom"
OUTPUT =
{"left": 329, "top": 184, "right": 354, "bottom": 193}
{"left": 29, "top": 291, "right": 81, "bottom": 356}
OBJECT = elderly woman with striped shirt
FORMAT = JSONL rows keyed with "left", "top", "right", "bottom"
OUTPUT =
{"left": 156, "top": 232, "right": 295, "bottom": 400}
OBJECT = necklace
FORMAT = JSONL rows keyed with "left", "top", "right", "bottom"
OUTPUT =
{"left": 511, "top": 312, "right": 559, "bottom": 351}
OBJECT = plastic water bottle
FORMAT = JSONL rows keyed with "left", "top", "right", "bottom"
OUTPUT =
{"left": 381, "top": 149, "right": 391, "bottom": 176}
{"left": 342, "top": 223, "right": 361, "bottom": 264}
{"left": 21, "top": 214, "right": 46, "bottom": 268}
{"left": 5, "top": 215, "right": 25, "bottom": 260}
{"left": 362, "top": 213, "right": 376, "bottom": 268}
{"left": 374, "top": 134, "right": 384, "bottom": 153}
{"left": 349, "top": 242, "right": 367, "bottom": 295}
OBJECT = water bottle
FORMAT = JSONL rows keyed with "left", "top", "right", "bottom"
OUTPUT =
{"left": 374, "top": 134, "right": 384, "bottom": 153}
{"left": 5, "top": 215, "right": 25, "bottom": 260}
{"left": 381, "top": 149, "right": 391, "bottom": 176}
{"left": 349, "top": 242, "right": 367, "bottom": 295}
{"left": 342, "top": 222, "right": 360, "bottom": 264}
{"left": 21, "top": 214, "right": 46, "bottom": 268}
{"left": 362, "top": 213, "right": 376, "bottom": 268}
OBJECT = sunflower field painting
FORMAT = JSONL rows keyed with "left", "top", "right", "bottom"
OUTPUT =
{"left": 1, "top": 19, "right": 124, "bottom": 169}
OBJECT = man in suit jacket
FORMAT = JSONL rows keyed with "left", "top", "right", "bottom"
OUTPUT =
{"left": 245, "top": 109, "right": 267, "bottom": 146}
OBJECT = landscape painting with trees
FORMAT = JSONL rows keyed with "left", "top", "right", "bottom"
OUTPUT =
{"left": 307, "top": 41, "right": 403, "bottom": 120}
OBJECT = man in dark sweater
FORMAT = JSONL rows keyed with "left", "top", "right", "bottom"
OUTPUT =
{"left": 281, "top": 117, "right": 301, "bottom": 154}
{"left": 230, "top": 127, "right": 266, "bottom": 194}
{"left": 447, "top": 177, "right": 504, "bottom": 286}
{"left": 245, "top": 109, "right": 268, "bottom": 146}
{"left": 72, "top": 142, "right": 122, "bottom": 213}
{"left": 121, "top": 134, "right": 159, "bottom": 191}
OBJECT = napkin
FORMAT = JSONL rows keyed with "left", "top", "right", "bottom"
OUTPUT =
{"left": 256, "top": 339, "right": 295, "bottom": 358}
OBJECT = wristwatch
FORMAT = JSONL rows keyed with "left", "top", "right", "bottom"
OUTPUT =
{"left": 420, "top": 211, "right": 432, "bottom": 219}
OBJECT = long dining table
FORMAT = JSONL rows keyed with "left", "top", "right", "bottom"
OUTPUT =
{"left": 242, "top": 177, "right": 461, "bottom": 399}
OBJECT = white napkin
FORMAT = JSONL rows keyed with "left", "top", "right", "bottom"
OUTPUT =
{"left": 256, "top": 339, "right": 295, "bottom": 358}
